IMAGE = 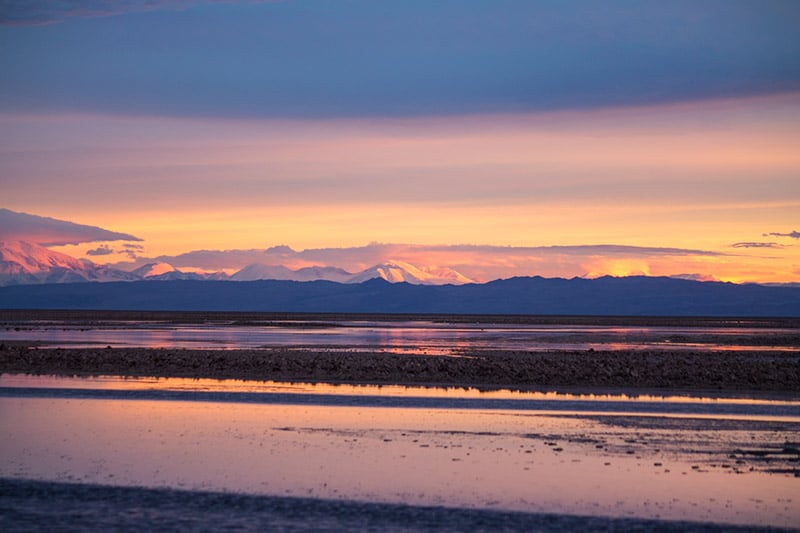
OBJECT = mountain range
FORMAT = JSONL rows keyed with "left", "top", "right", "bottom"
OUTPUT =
{"left": 0, "top": 240, "right": 140, "bottom": 285}
{"left": 0, "top": 240, "right": 475, "bottom": 286}
{"left": 1, "top": 276, "right": 798, "bottom": 316}
{"left": 2, "top": 239, "right": 798, "bottom": 316}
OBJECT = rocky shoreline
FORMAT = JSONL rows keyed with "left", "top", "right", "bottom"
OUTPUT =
{"left": 2, "top": 344, "right": 798, "bottom": 392}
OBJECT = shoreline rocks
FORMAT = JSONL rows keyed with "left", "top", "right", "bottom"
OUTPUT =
{"left": 1, "top": 345, "right": 798, "bottom": 393}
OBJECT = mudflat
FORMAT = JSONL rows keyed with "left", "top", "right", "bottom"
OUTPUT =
{"left": 1, "top": 346, "right": 797, "bottom": 392}
{"left": 2, "top": 310, "right": 799, "bottom": 530}
{"left": 2, "top": 311, "right": 798, "bottom": 392}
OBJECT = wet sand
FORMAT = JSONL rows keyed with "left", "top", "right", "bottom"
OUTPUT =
{"left": 4, "top": 312, "right": 798, "bottom": 530}
{"left": 3, "top": 311, "right": 799, "bottom": 392}
{"left": 2, "top": 373, "right": 799, "bottom": 530}
{"left": 1, "top": 478, "right": 770, "bottom": 532}
{"left": 2, "top": 344, "right": 798, "bottom": 392}
{"left": 2, "top": 385, "right": 798, "bottom": 529}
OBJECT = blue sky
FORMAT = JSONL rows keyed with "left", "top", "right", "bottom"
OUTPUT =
{"left": 2, "top": 0, "right": 799, "bottom": 117}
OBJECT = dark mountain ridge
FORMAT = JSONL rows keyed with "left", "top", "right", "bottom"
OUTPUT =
{"left": 1, "top": 276, "right": 798, "bottom": 316}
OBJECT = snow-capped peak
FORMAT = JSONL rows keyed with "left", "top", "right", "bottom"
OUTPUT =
{"left": 228, "top": 260, "right": 474, "bottom": 285}
{"left": 132, "top": 262, "right": 178, "bottom": 278}
{"left": 0, "top": 241, "right": 475, "bottom": 287}
{"left": 230, "top": 264, "right": 295, "bottom": 281}
{"left": 354, "top": 260, "right": 429, "bottom": 284}
{"left": 347, "top": 260, "right": 474, "bottom": 285}
{"left": 0, "top": 240, "right": 139, "bottom": 286}
{"left": 0, "top": 240, "right": 87, "bottom": 273}
{"left": 416, "top": 265, "right": 476, "bottom": 285}
{"left": 231, "top": 263, "right": 353, "bottom": 282}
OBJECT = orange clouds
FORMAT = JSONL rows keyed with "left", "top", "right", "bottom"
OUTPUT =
{"left": 4, "top": 93, "right": 800, "bottom": 282}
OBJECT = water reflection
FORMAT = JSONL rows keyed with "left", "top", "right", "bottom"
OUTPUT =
{"left": 2, "top": 373, "right": 799, "bottom": 404}
{"left": 2, "top": 395, "right": 798, "bottom": 528}
{"left": 3, "top": 320, "right": 799, "bottom": 353}
{"left": 3, "top": 374, "right": 799, "bottom": 420}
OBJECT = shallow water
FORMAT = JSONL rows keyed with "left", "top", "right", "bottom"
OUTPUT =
{"left": 1, "top": 374, "right": 798, "bottom": 529}
{"left": 1, "top": 478, "right": 769, "bottom": 533}
{"left": 2, "top": 374, "right": 799, "bottom": 418}
{"left": 3, "top": 320, "right": 799, "bottom": 353}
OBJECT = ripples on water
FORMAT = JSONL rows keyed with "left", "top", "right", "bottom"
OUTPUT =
{"left": 2, "top": 374, "right": 799, "bottom": 530}
{"left": 3, "top": 319, "right": 799, "bottom": 353}
{"left": 2, "top": 316, "right": 799, "bottom": 530}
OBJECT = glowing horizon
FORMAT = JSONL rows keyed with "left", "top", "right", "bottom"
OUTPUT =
{"left": 2, "top": 2, "right": 798, "bottom": 284}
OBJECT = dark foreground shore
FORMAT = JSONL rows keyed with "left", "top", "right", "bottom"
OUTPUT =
{"left": 2, "top": 478, "right": 772, "bottom": 533}
{"left": 2, "top": 344, "right": 798, "bottom": 392}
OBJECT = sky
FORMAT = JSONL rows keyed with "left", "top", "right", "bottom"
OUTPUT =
{"left": 1, "top": 0, "right": 799, "bottom": 283}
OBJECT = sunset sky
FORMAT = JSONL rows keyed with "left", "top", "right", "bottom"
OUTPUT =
{"left": 1, "top": 1, "right": 799, "bottom": 283}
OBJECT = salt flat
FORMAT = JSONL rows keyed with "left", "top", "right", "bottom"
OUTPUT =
{"left": 1, "top": 376, "right": 798, "bottom": 530}
{"left": 2, "top": 314, "right": 798, "bottom": 530}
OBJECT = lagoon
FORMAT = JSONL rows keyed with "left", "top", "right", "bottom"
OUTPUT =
{"left": 1, "top": 374, "right": 799, "bottom": 530}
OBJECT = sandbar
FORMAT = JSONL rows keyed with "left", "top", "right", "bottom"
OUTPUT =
{"left": 2, "top": 344, "right": 798, "bottom": 393}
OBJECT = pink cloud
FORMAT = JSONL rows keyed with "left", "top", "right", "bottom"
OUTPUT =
{"left": 114, "top": 242, "right": 726, "bottom": 282}
{"left": 0, "top": 208, "right": 142, "bottom": 246}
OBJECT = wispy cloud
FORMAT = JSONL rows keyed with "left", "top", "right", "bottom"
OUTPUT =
{"left": 86, "top": 244, "right": 114, "bottom": 256}
{"left": 0, "top": 208, "right": 141, "bottom": 246}
{"left": 120, "top": 243, "right": 145, "bottom": 259}
{"left": 731, "top": 242, "right": 783, "bottom": 249}
{"left": 763, "top": 230, "right": 800, "bottom": 239}
{"left": 113, "top": 242, "right": 728, "bottom": 282}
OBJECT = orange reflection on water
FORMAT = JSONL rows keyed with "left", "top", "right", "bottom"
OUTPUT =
{"left": 3, "top": 374, "right": 799, "bottom": 408}
{"left": 1, "top": 395, "right": 798, "bottom": 529}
